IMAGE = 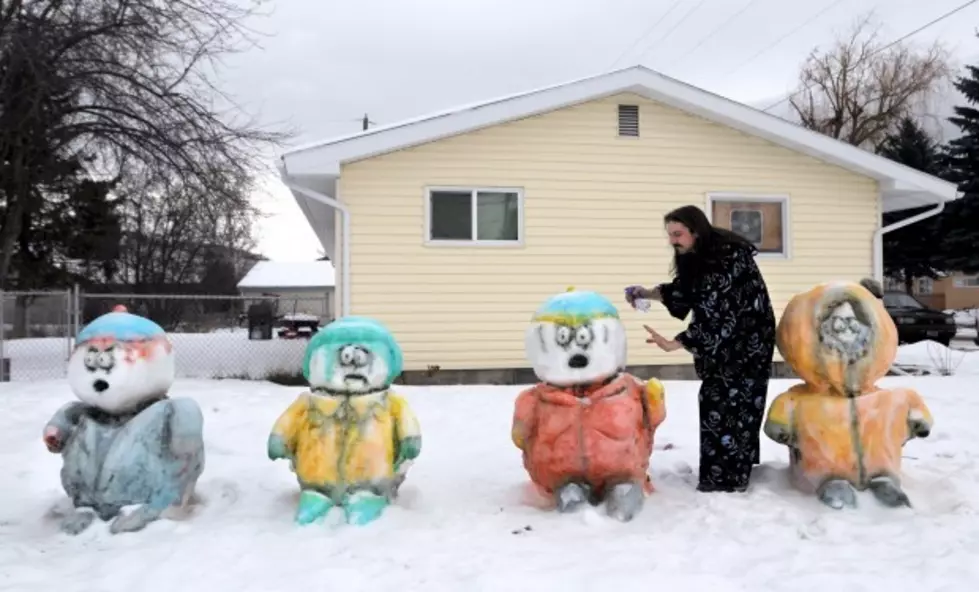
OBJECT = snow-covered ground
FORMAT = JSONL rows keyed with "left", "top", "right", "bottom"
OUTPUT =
{"left": 1, "top": 357, "right": 979, "bottom": 590}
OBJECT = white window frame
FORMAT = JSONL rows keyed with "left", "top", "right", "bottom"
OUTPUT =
{"left": 915, "top": 277, "right": 934, "bottom": 295}
{"left": 705, "top": 192, "right": 791, "bottom": 260}
{"left": 423, "top": 186, "right": 525, "bottom": 248}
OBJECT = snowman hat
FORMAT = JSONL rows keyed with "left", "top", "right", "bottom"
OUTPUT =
{"left": 77, "top": 305, "right": 168, "bottom": 343}
{"left": 303, "top": 316, "right": 403, "bottom": 385}
{"left": 531, "top": 287, "right": 620, "bottom": 326}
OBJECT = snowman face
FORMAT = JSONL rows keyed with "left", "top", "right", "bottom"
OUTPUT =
{"left": 525, "top": 317, "right": 626, "bottom": 387}
{"left": 306, "top": 342, "right": 391, "bottom": 395}
{"left": 819, "top": 301, "right": 872, "bottom": 362}
{"left": 67, "top": 337, "right": 175, "bottom": 414}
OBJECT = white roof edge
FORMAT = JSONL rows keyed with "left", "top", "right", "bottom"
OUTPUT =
{"left": 280, "top": 65, "right": 959, "bottom": 202}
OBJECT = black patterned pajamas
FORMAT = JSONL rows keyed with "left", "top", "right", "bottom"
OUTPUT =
{"left": 657, "top": 241, "right": 777, "bottom": 493}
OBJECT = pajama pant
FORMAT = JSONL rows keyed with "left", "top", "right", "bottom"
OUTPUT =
{"left": 696, "top": 373, "right": 770, "bottom": 492}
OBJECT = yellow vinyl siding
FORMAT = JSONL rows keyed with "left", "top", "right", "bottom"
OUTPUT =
{"left": 338, "top": 93, "right": 878, "bottom": 371}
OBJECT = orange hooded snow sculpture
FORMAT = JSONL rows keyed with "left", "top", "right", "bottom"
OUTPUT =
{"left": 763, "top": 281, "right": 934, "bottom": 509}
{"left": 512, "top": 289, "right": 666, "bottom": 522}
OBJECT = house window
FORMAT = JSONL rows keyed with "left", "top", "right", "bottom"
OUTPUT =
{"left": 883, "top": 276, "right": 903, "bottom": 292}
{"left": 426, "top": 187, "right": 523, "bottom": 245}
{"left": 915, "top": 277, "right": 934, "bottom": 295}
{"left": 953, "top": 276, "right": 979, "bottom": 288}
{"left": 707, "top": 194, "right": 789, "bottom": 256}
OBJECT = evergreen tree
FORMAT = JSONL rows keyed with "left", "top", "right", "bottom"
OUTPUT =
{"left": 941, "top": 55, "right": 979, "bottom": 272}
{"left": 875, "top": 116, "right": 945, "bottom": 291}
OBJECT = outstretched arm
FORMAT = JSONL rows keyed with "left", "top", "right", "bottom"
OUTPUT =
{"left": 511, "top": 388, "right": 539, "bottom": 450}
{"left": 673, "top": 246, "right": 756, "bottom": 358}
{"left": 268, "top": 394, "right": 309, "bottom": 460}
{"left": 389, "top": 392, "right": 422, "bottom": 470}
{"left": 654, "top": 279, "right": 693, "bottom": 321}
{"left": 43, "top": 402, "right": 91, "bottom": 453}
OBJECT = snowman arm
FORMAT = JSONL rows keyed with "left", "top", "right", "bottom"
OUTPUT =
{"left": 511, "top": 387, "right": 539, "bottom": 450}
{"left": 269, "top": 394, "right": 309, "bottom": 457}
{"left": 387, "top": 392, "right": 421, "bottom": 470}
{"left": 763, "top": 392, "right": 797, "bottom": 445}
{"left": 389, "top": 393, "right": 421, "bottom": 438}
{"left": 163, "top": 398, "right": 205, "bottom": 456}
{"left": 642, "top": 378, "right": 667, "bottom": 428}
{"left": 45, "top": 402, "right": 90, "bottom": 437}
{"left": 904, "top": 389, "right": 933, "bottom": 439}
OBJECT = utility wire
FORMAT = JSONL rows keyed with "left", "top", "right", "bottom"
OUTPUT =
{"left": 607, "top": 0, "right": 685, "bottom": 70}
{"left": 671, "top": 0, "right": 768, "bottom": 69}
{"left": 761, "top": 0, "right": 979, "bottom": 112}
{"left": 639, "top": 0, "right": 713, "bottom": 62}
{"left": 722, "top": 0, "right": 848, "bottom": 83}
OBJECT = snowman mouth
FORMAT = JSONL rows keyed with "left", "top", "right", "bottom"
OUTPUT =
{"left": 344, "top": 374, "right": 368, "bottom": 384}
{"left": 92, "top": 379, "right": 109, "bottom": 393}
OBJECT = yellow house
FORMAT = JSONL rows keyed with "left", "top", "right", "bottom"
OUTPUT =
{"left": 277, "top": 66, "right": 958, "bottom": 383}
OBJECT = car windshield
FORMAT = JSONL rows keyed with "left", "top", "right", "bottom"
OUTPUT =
{"left": 883, "top": 292, "right": 925, "bottom": 309}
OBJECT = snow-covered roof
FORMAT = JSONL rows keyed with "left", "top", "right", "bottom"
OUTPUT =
{"left": 237, "top": 261, "right": 336, "bottom": 289}
{"left": 280, "top": 65, "right": 959, "bottom": 213}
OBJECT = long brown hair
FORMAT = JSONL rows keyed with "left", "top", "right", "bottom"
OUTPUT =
{"left": 663, "top": 205, "right": 755, "bottom": 288}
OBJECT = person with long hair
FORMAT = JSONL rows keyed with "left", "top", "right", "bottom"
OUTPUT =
{"left": 626, "top": 205, "right": 776, "bottom": 493}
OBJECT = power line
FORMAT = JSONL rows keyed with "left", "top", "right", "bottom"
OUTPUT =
{"left": 721, "top": 0, "right": 848, "bottom": 83}
{"left": 607, "top": 0, "right": 684, "bottom": 70}
{"left": 638, "top": 0, "right": 713, "bottom": 62}
{"left": 761, "top": 0, "right": 979, "bottom": 112}
{"left": 671, "top": 0, "right": 768, "bottom": 69}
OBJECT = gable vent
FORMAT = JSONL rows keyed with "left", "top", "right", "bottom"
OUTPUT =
{"left": 618, "top": 104, "right": 639, "bottom": 137}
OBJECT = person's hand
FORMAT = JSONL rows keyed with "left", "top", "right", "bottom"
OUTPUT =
{"left": 624, "top": 285, "right": 645, "bottom": 306}
{"left": 625, "top": 286, "right": 657, "bottom": 305}
{"left": 643, "top": 325, "right": 683, "bottom": 352}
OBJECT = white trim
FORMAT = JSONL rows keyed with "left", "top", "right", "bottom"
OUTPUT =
{"left": 705, "top": 192, "right": 791, "bottom": 259}
{"left": 872, "top": 188, "right": 946, "bottom": 283}
{"left": 280, "top": 65, "right": 958, "bottom": 213}
{"left": 277, "top": 162, "right": 351, "bottom": 317}
{"left": 423, "top": 186, "right": 526, "bottom": 248}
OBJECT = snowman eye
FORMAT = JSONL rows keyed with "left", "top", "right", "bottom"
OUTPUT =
{"left": 97, "top": 351, "right": 114, "bottom": 369}
{"left": 574, "top": 326, "right": 593, "bottom": 346}
{"left": 339, "top": 346, "right": 356, "bottom": 365}
{"left": 83, "top": 349, "right": 99, "bottom": 369}
{"left": 555, "top": 326, "right": 572, "bottom": 346}
{"left": 353, "top": 348, "right": 369, "bottom": 366}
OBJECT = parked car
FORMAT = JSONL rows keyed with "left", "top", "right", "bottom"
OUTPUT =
{"left": 881, "top": 291, "right": 957, "bottom": 346}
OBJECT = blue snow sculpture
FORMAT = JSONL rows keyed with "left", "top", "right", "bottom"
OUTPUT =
{"left": 43, "top": 305, "right": 205, "bottom": 535}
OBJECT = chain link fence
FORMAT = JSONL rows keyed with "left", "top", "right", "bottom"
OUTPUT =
{"left": 0, "top": 290, "right": 74, "bottom": 381}
{"left": 0, "top": 289, "right": 332, "bottom": 383}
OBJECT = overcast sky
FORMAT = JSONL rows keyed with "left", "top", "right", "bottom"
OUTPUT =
{"left": 218, "top": 0, "right": 979, "bottom": 262}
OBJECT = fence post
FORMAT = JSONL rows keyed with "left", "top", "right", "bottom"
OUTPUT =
{"left": 72, "top": 284, "right": 81, "bottom": 340}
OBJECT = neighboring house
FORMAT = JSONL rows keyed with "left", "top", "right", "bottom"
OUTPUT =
{"left": 886, "top": 272, "right": 979, "bottom": 310}
{"left": 277, "top": 65, "right": 958, "bottom": 383}
{"left": 236, "top": 260, "right": 336, "bottom": 320}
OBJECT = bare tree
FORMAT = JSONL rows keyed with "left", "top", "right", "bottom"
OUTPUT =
{"left": 788, "top": 13, "right": 952, "bottom": 148}
{"left": 0, "top": 0, "right": 291, "bottom": 288}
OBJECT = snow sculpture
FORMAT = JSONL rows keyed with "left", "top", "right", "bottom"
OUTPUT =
{"left": 764, "top": 281, "right": 934, "bottom": 509}
{"left": 268, "top": 316, "right": 421, "bottom": 526}
{"left": 43, "top": 305, "right": 204, "bottom": 535}
{"left": 512, "top": 288, "right": 667, "bottom": 521}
